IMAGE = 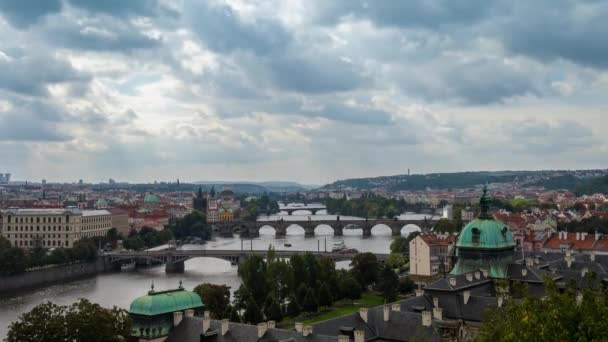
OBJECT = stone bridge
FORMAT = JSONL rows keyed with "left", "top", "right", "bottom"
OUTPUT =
{"left": 279, "top": 205, "right": 327, "bottom": 215}
{"left": 213, "top": 217, "right": 437, "bottom": 237}
{"left": 104, "top": 249, "right": 389, "bottom": 273}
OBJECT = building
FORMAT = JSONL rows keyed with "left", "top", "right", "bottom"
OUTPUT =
{"left": 0, "top": 208, "right": 82, "bottom": 248}
{"left": 207, "top": 200, "right": 219, "bottom": 223}
{"left": 450, "top": 186, "right": 516, "bottom": 278}
{"left": 108, "top": 208, "right": 130, "bottom": 235}
{"left": 129, "top": 283, "right": 204, "bottom": 341}
{"left": 192, "top": 187, "right": 207, "bottom": 211}
{"left": 218, "top": 208, "right": 234, "bottom": 222}
{"left": 95, "top": 197, "right": 109, "bottom": 209}
{"left": 409, "top": 234, "right": 456, "bottom": 276}
{"left": 79, "top": 209, "right": 112, "bottom": 238}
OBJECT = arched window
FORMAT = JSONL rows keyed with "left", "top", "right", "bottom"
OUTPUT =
{"left": 471, "top": 228, "right": 481, "bottom": 244}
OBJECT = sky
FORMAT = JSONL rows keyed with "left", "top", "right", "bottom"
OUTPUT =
{"left": 0, "top": 0, "right": 607, "bottom": 185}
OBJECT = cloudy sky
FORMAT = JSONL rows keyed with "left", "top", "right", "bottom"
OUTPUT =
{"left": 0, "top": 0, "right": 607, "bottom": 184}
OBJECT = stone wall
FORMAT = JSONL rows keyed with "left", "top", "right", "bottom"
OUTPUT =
{"left": 0, "top": 259, "right": 108, "bottom": 294}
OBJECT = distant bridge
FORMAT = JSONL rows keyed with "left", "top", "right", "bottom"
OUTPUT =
{"left": 104, "top": 249, "right": 389, "bottom": 273}
{"left": 279, "top": 205, "right": 327, "bottom": 215}
{"left": 212, "top": 217, "right": 438, "bottom": 237}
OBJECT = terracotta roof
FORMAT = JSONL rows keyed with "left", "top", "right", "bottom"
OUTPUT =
{"left": 543, "top": 232, "right": 597, "bottom": 251}
{"left": 419, "top": 234, "right": 456, "bottom": 246}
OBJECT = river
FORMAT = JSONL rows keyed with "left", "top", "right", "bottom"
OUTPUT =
{"left": 0, "top": 228, "right": 399, "bottom": 338}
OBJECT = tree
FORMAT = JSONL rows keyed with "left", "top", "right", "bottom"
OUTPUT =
{"left": 434, "top": 219, "right": 459, "bottom": 234}
{"left": 106, "top": 228, "right": 119, "bottom": 247}
{"left": 340, "top": 276, "right": 362, "bottom": 304}
{"left": 302, "top": 288, "right": 318, "bottom": 312}
{"left": 6, "top": 299, "right": 131, "bottom": 342}
{"left": 193, "top": 283, "right": 231, "bottom": 318}
{"left": 242, "top": 296, "right": 263, "bottom": 325}
{"left": 263, "top": 296, "right": 283, "bottom": 322}
{"left": 296, "top": 283, "right": 308, "bottom": 309}
{"left": 378, "top": 264, "right": 399, "bottom": 303}
{"left": 350, "top": 253, "right": 378, "bottom": 289}
{"left": 0, "top": 246, "right": 26, "bottom": 276}
{"left": 238, "top": 255, "right": 268, "bottom": 305}
{"left": 285, "top": 295, "right": 301, "bottom": 317}
{"left": 318, "top": 283, "right": 333, "bottom": 308}
{"left": 398, "top": 278, "right": 415, "bottom": 294}
{"left": 386, "top": 253, "right": 405, "bottom": 270}
{"left": 390, "top": 236, "right": 409, "bottom": 254}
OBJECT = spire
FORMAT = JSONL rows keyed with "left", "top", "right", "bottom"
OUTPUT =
{"left": 479, "top": 184, "right": 493, "bottom": 219}
{"left": 149, "top": 282, "right": 155, "bottom": 295}
{"left": 178, "top": 280, "right": 184, "bottom": 289}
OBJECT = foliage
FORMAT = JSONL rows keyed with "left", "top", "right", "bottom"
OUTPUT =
{"left": 340, "top": 275, "right": 363, "bottom": 304}
{"left": 479, "top": 280, "right": 608, "bottom": 342}
{"left": 324, "top": 196, "right": 417, "bottom": 218}
{"left": 238, "top": 255, "right": 268, "bottom": 305}
{"left": 398, "top": 278, "right": 416, "bottom": 294}
{"left": 263, "top": 296, "right": 283, "bottom": 322}
{"left": 559, "top": 216, "right": 608, "bottom": 234}
{"left": 302, "top": 288, "right": 319, "bottom": 312}
{"left": 242, "top": 295, "right": 264, "bottom": 325}
{"left": 350, "top": 253, "right": 379, "bottom": 288}
{"left": 386, "top": 253, "right": 406, "bottom": 270}
{"left": 241, "top": 193, "right": 280, "bottom": 221}
{"left": 390, "top": 232, "right": 419, "bottom": 254}
{"left": 6, "top": 299, "right": 131, "bottom": 342}
{"left": 433, "top": 218, "right": 462, "bottom": 234}
{"left": 378, "top": 264, "right": 399, "bottom": 303}
{"left": 0, "top": 242, "right": 26, "bottom": 276}
{"left": 286, "top": 295, "right": 301, "bottom": 317}
{"left": 193, "top": 283, "right": 231, "bottom": 319}
{"left": 318, "top": 283, "right": 333, "bottom": 308}
{"left": 123, "top": 227, "right": 173, "bottom": 250}
{"left": 168, "top": 211, "right": 211, "bottom": 240}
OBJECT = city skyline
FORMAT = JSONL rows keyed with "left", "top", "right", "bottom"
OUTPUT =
{"left": 1, "top": 1, "right": 607, "bottom": 184}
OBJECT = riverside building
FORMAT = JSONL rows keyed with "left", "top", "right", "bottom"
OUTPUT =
{"left": 0, "top": 208, "right": 113, "bottom": 248}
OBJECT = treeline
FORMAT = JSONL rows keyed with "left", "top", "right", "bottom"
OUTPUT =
{"left": 0, "top": 236, "right": 98, "bottom": 276}
{"left": 122, "top": 227, "right": 173, "bottom": 250}
{"left": 559, "top": 216, "right": 608, "bottom": 234}
{"left": 325, "top": 197, "right": 433, "bottom": 218}
{"left": 194, "top": 249, "right": 411, "bottom": 324}
{"left": 241, "top": 194, "right": 281, "bottom": 221}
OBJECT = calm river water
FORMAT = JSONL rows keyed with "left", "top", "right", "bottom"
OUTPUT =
{"left": 0, "top": 224, "right": 400, "bottom": 338}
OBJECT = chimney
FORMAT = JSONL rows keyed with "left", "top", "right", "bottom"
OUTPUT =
{"left": 566, "top": 258, "right": 573, "bottom": 268}
{"left": 534, "top": 256, "right": 540, "bottom": 265}
{"left": 582, "top": 232, "right": 588, "bottom": 240}
{"left": 497, "top": 296, "right": 504, "bottom": 308}
{"left": 391, "top": 303, "right": 401, "bottom": 312}
{"left": 522, "top": 268, "right": 528, "bottom": 277}
{"left": 596, "top": 232, "right": 601, "bottom": 241}
{"left": 383, "top": 305, "right": 390, "bottom": 322}
{"left": 338, "top": 335, "right": 350, "bottom": 342}
{"left": 257, "top": 323, "right": 268, "bottom": 338}
{"left": 474, "top": 271, "right": 481, "bottom": 280}
{"left": 422, "top": 311, "right": 432, "bottom": 327}
{"left": 295, "top": 322, "right": 303, "bottom": 333}
{"left": 268, "top": 321, "right": 276, "bottom": 329}
{"left": 173, "top": 311, "right": 183, "bottom": 327}
{"left": 359, "top": 308, "right": 368, "bottom": 323}
{"left": 302, "top": 326, "right": 313, "bottom": 337}
{"left": 525, "top": 258, "right": 533, "bottom": 267}
{"left": 203, "top": 314, "right": 210, "bottom": 333}
{"left": 576, "top": 232, "right": 580, "bottom": 241}
{"left": 433, "top": 297, "right": 439, "bottom": 308}
{"left": 415, "top": 288, "right": 425, "bottom": 297}
{"left": 204, "top": 311, "right": 210, "bottom": 319}
{"left": 449, "top": 277, "right": 457, "bottom": 287}
{"left": 590, "top": 252, "right": 596, "bottom": 261}
{"left": 481, "top": 269, "right": 488, "bottom": 278}
{"left": 221, "top": 319, "right": 229, "bottom": 336}
{"left": 576, "top": 292, "right": 583, "bottom": 306}
{"left": 433, "top": 307, "right": 443, "bottom": 321}
{"left": 581, "top": 267, "right": 588, "bottom": 278}
{"left": 466, "top": 273, "right": 473, "bottom": 282}
{"left": 354, "top": 330, "right": 365, "bottom": 342}
{"left": 184, "top": 309, "right": 194, "bottom": 318}
{"left": 463, "top": 290, "right": 471, "bottom": 305}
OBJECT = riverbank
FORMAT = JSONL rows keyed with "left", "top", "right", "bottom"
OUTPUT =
{"left": 0, "top": 259, "right": 109, "bottom": 295}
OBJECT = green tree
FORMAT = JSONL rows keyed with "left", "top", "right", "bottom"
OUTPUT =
{"left": 340, "top": 276, "right": 362, "bottom": 304}
{"left": 398, "top": 278, "right": 415, "bottom": 294}
{"left": 193, "top": 283, "right": 231, "bottom": 319}
{"left": 106, "top": 228, "right": 119, "bottom": 247}
{"left": 263, "top": 296, "right": 283, "bottom": 322}
{"left": 386, "top": 253, "right": 405, "bottom": 270}
{"left": 285, "top": 295, "right": 300, "bottom": 317}
{"left": 302, "top": 288, "right": 318, "bottom": 312}
{"left": 378, "top": 264, "right": 399, "bottom": 303}
{"left": 238, "top": 255, "right": 268, "bottom": 305}
{"left": 6, "top": 299, "right": 131, "bottom": 342}
{"left": 318, "top": 283, "right": 333, "bottom": 308}
{"left": 390, "top": 236, "right": 409, "bottom": 254}
{"left": 242, "top": 296, "right": 263, "bottom": 325}
{"left": 350, "top": 253, "right": 379, "bottom": 289}
{"left": 0, "top": 246, "right": 26, "bottom": 276}
{"left": 296, "top": 283, "right": 308, "bottom": 309}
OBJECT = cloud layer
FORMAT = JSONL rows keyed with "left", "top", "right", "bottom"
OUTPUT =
{"left": 0, "top": 0, "right": 607, "bottom": 183}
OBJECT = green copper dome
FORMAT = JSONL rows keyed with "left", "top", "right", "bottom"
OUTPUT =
{"left": 129, "top": 287, "right": 203, "bottom": 316}
{"left": 144, "top": 193, "right": 159, "bottom": 204}
{"left": 450, "top": 186, "right": 516, "bottom": 278}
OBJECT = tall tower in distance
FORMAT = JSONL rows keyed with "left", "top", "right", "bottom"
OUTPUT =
{"left": 408, "top": 168, "right": 410, "bottom": 176}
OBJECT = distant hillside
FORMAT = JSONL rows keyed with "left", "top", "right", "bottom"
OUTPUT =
{"left": 323, "top": 170, "right": 608, "bottom": 192}
{"left": 574, "top": 175, "right": 608, "bottom": 195}
{"left": 193, "top": 181, "right": 311, "bottom": 193}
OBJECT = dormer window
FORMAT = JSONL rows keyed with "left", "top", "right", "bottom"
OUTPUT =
{"left": 472, "top": 228, "right": 481, "bottom": 244}
{"left": 501, "top": 227, "right": 508, "bottom": 237}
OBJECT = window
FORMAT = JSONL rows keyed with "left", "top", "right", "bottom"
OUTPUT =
{"left": 471, "top": 228, "right": 481, "bottom": 244}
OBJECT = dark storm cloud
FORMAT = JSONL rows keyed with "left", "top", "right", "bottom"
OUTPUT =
{"left": 0, "top": 0, "right": 62, "bottom": 28}
{"left": 185, "top": 1, "right": 290, "bottom": 55}
{"left": 0, "top": 100, "right": 71, "bottom": 142}
{"left": 0, "top": 53, "right": 90, "bottom": 97}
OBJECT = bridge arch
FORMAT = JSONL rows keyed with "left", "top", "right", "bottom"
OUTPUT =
{"left": 259, "top": 225, "right": 277, "bottom": 236}
{"left": 286, "top": 224, "right": 305, "bottom": 236}
{"left": 314, "top": 224, "right": 334, "bottom": 236}
{"left": 401, "top": 224, "right": 422, "bottom": 236}
{"left": 343, "top": 223, "right": 363, "bottom": 236}
{"left": 371, "top": 224, "right": 392, "bottom": 236}
{"left": 291, "top": 209, "right": 314, "bottom": 216}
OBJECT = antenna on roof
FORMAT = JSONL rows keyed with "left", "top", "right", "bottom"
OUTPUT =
{"left": 179, "top": 280, "right": 183, "bottom": 289}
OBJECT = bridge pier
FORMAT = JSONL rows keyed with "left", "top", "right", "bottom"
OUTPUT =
{"left": 304, "top": 226, "right": 315, "bottom": 237}
{"left": 165, "top": 261, "right": 185, "bottom": 273}
{"left": 362, "top": 227, "right": 372, "bottom": 237}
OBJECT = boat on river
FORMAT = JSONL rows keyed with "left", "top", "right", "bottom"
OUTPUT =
{"left": 120, "top": 261, "right": 136, "bottom": 272}
{"left": 331, "top": 241, "right": 346, "bottom": 252}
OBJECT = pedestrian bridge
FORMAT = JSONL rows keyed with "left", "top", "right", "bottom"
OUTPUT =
{"left": 104, "top": 249, "right": 389, "bottom": 273}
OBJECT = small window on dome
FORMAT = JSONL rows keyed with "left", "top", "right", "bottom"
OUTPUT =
{"left": 502, "top": 227, "right": 508, "bottom": 237}
{"left": 472, "top": 228, "right": 480, "bottom": 244}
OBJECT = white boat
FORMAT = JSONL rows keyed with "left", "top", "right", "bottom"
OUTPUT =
{"left": 331, "top": 241, "right": 346, "bottom": 252}
{"left": 120, "top": 261, "right": 136, "bottom": 272}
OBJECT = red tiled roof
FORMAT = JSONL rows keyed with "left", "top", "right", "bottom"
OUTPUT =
{"left": 543, "top": 232, "right": 596, "bottom": 250}
{"left": 419, "top": 234, "right": 456, "bottom": 246}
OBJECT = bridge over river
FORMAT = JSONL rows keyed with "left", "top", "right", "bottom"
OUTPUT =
{"left": 213, "top": 217, "right": 438, "bottom": 237}
{"left": 104, "top": 249, "right": 389, "bottom": 273}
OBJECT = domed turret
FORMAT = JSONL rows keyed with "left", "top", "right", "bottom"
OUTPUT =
{"left": 450, "top": 186, "right": 516, "bottom": 278}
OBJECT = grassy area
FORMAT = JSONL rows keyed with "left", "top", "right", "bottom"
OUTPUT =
{"left": 278, "top": 293, "right": 385, "bottom": 328}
